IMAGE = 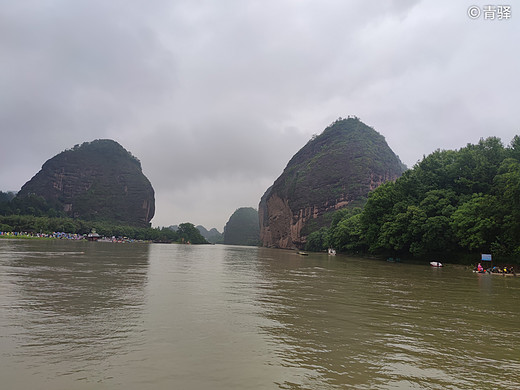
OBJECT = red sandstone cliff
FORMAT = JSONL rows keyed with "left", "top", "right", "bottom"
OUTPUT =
{"left": 259, "top": 117, "right": 406, "bottom": 249}
{"left": 18, "top": 139, "right": 155, "bottom": 227}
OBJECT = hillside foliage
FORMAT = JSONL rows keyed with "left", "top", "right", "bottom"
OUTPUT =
{"left": 223, "top": 207, "right": 260, "bottom": 246}
{"left": 0, "top": 192, "right": 205, "bottom": 243}
{"left": 306, "top": 136, "right": 520, "bottom": 263}
{"left": 0, "top": 212, "right": 207, "bottom": 244}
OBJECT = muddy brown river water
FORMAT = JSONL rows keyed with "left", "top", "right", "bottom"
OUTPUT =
{"left": 1, "top": 240, "right": 518, "bottom": 389}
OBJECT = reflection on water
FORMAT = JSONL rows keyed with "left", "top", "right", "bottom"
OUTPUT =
{"left": 0, "top": 241, "right": 519, "bottom": 389}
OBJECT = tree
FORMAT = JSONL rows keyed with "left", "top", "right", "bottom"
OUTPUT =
{"left": 177, "top": 223, "right": 207, "bottom": 244}
{"left": 305, "top": 228, "right": 328, "bottom": 252}
{"left": 377, "top": 205, "right": 427, "bottom": 255}
{"left": 329, "top": 213, "right": 364, "bottom": 252}
{"left": 450, "top": 194, "right": 501, "bottom": 252}
{"left": 360, "top": 181, "right": 402, "bottom": 252}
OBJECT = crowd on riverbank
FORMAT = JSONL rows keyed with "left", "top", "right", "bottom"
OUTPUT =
{"left": 0, "top": 231, "right": 84, "bottom": 240}
{"left": 0, "top": 231, "right": 141, "bottom": 243}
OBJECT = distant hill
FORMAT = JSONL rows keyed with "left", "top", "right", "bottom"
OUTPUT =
{"left": 223, "top": 207, "right": 260, "bottom": 246}
{"left": 259, "top": 117, "right": 406, "bottom": 249}
{"left": 17, "top": 139, "right": 155, "bottom": 227}
{"left": 0, "top": 191, "right": 16, "bottom": 203}
{"left": 196, "top": 225, "right": 223, "bottom": 243}
{"left": 168, "top": 224, "right": 222, "bottom": 243}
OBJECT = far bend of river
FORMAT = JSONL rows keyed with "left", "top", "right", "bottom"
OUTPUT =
{"left": 0, "top": 240, "right": 519, "bottom": 389}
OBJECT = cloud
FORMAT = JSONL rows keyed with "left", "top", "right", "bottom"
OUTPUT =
{"left": 1, "top": 0, "right": 519, "bottom": 228}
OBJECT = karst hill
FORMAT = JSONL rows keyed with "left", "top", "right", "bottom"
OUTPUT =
{"left": 259, "top": 117, "right": 406, "bottom": 249}
{"left": 17, "top": 139, "right": 155, "bottom": 227}
{"left": 223, "top": 207, "right": 260, "bottom": 246}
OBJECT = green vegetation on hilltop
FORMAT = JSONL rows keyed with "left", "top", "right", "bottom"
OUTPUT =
{"left": 306, "top": 136, "right": 520, "bottom": 264}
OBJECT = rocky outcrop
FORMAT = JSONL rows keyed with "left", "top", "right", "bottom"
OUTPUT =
{"left": 223, "top": 207, "right": 260, "bottom": 246}
{"left": 17, "top": 139, "right": 155, "bottom": 227}
{"left": 259, "top": 117, "right": 406, "bottom": 249}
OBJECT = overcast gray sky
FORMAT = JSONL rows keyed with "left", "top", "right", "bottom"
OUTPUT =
{"left": 1, "top": 1, "right": 519, "bottom": 230}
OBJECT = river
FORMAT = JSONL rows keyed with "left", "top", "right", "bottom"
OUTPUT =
{"left": 0, "top": 239, "right": 518, "bottom": 389}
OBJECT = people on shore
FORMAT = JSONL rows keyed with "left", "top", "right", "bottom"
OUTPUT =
{"left": 0, "top": 231, "right": 84, "bottom": 240}
{"left": 0, "top": 230, "right": 142, "bottom": 243}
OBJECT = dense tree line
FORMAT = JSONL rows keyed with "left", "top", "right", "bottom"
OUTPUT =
{"left": 0, "top": 194, "right": 207, "bottom": 244}
{"left": 0, "top": 213, "right": 207, "bottom": 244}
{"left": 306, "top": 136, "right": 520, "bottom": 263}
{"left": 0, "top": 192, "right": 65, "bottom": 218}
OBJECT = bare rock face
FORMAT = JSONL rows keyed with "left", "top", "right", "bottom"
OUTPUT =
{"left": 259, "top": 117, "right": 406, "bottom": 249}
{"left": 18, "top": 139, "right": 155, "bottom": 227}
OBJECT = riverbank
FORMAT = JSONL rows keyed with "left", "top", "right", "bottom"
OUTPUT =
{"left": 0, "top": 231, "right": 84, "bottom": 240}
{"left": 0, "top": 231, "right": 146, "bottom": 243}
{"left": 0, "top": 231, "right": 202, "bottom": 244}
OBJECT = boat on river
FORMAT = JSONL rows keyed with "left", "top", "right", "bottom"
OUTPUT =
{"left": 475, "top": 266, "right": 516, "bottom": 276}
{"left": 430, "top": 261, "right": 443, "bottom": 267}
{"left": 488, "top": 267, "right": 516, "bottom": 276}
{"left": 473, "top": 270, "right": 516, "bottom": 276}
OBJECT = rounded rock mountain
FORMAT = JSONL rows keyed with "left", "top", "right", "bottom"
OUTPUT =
{"left": 17, "top": 139, "right": 155, "bottom": 227}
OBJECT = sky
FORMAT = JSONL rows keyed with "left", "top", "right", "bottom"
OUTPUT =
{"left": 1, "top": 1, "right": 519, "bottom": 231}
